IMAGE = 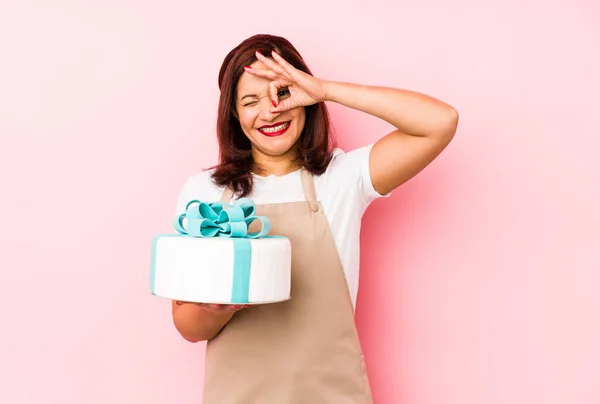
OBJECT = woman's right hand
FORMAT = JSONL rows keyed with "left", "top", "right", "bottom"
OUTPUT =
{"left": 175, "top": 301, "right": 251, "bottom": 313}
{"left": 172, "top": 301, "right": 250, "bottom": 342}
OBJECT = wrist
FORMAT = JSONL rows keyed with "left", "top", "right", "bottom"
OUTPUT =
{"left": 320, "top": 79, "right": 336, "bottom": 103}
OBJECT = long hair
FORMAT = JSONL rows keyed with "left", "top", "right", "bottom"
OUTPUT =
{"left": 210, "top": 34, "right": 335, "bottom": 197}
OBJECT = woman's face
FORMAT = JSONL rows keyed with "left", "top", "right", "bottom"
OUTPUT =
{"left": 234, "top": 60, "right": 306, "bottom": 160}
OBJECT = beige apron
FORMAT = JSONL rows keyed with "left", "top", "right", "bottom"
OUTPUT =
{"left": 202, "top": 169, "right": 373, "bottom": 404}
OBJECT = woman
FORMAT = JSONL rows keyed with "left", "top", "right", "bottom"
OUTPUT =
{"left": 171, "top": 34, "right": 458, "bottom": 403}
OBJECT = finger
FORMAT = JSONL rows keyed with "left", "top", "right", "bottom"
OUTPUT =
{"left": 219, "top": 304, "right": 250, "bottom": 312}
{"left": 268, "top": 79, "right": 293, "bottom": 110}
{"left": 269, "top": 81, "right": 281, "bottom": 108}
{"left": 245, "top": 66, "right": 292, "bottom": 88}
{"left": 193, "top": 303, "right": 250, "bottom": 311}
{"left": 255, "top": 51, "right": 290, "bottom": 79}
{"left": 271, "top": 50, "right": 304, "bottom": 82}
{"left": 205, "top": 304, "right": 231, "bottom": 310}
{"left": 177, "top": 301, "right": 206, "bottom": 307}
{"left": 243, "top": 66, "right": 278, "bottom": 80}
{"left": 272, "top": 97, "right": 294, "bottom": 113}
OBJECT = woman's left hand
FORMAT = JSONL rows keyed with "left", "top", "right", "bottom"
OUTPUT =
{"left": 245, "top": 50, "right": 329, "bottom": 112}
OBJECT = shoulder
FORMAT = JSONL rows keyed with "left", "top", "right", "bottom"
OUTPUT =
{"left": 317, "top": 144, "right": 389, "bottom": 204}
{"left": 181, "top": 169, "right": 222, "bottom": 194}
{"left": 326, "top": 144, "right": 374, "bottom": 172}
{"left": 185, "top": 169, "right": 217, "bottom": 186}
{"left": 320, "top": 144, "right": 374, "bottom": 185}
{"left": 175, "top": 169, "right": 224, "bottom": 213}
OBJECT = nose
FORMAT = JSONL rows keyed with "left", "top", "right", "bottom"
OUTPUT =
{"left": 258, "top": 97, "right": 280, "bottom": 122}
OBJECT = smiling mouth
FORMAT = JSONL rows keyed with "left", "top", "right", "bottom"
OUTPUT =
{"left": 257, "top": 121, "right": 291, "bottom": 137}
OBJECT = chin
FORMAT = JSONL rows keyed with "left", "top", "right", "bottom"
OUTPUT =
{"left": 260, "top": 144, "right": 297, "bottom": 157}
{"left": 254, "top": 135, "right": 300, "bottom": 157}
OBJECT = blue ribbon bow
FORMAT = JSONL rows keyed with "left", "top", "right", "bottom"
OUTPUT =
{"left": 173, "top": 198, "right": 270, "bottom": 239}
{"left": 172, "top": 198, "right": 271, "bottom": 304}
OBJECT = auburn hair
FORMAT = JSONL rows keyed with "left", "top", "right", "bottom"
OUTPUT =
{"left": 210, "top": 34, "right": 335, "bottom": 197}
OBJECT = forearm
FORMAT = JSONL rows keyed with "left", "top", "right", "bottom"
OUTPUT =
{"left": 172, "top": 303, "right": 234, "bottom": 343}
{"left": 323, "top": 81, "right": 458, "bottom": 138}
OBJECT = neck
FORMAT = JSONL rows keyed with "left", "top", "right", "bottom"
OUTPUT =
{"left": 252, "top": 148, "right": 301, "bottom": 177}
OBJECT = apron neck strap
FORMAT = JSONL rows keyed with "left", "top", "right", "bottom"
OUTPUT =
{"left": 218, "top": 168, "right": 318, "bottom": 212}
{"left": 301, "top": 168, "right": 319, "bottom": 212}
{"left": 220, "top": 186, "right": 234, "bottom": 203}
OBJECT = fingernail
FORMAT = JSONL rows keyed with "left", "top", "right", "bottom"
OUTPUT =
{"left": 244, "top": 304, "right": 251, "bottom": 308}
{"left": 256, "top": 50, "right": 263, "bottom": 56}
{"left": 272, "top": 100, "right": 277, "bottom": 108}
{"left": 218, "top": 304, "right": 223, "bottom": 308}
{"left": 235, "top": 305, "right": 241, "bottom": 309}
{"left": 244, "top": 65, "right": 251, "bottom": 69}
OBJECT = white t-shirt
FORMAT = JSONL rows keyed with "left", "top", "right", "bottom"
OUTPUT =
{"left": 174, "top": 144, "right": 390, "bottom": 309}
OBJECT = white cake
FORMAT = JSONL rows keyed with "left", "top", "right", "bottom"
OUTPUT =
{"left": 150, "top": 198, "right": 291, "bottom": 304}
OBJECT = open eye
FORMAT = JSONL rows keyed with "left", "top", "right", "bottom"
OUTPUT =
{"left": 277, "top": 88, "right": 290, "bottom": 98}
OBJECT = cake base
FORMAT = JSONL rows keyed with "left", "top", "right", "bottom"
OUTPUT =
{"left": 150, "top": 234, "right": 292, "bottom": 305}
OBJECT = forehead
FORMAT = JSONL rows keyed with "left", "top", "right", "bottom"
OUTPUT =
{"left": 236, "top": 60, "right": 271, "bottom": 98}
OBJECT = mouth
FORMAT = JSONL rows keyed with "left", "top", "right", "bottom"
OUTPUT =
{"left": 257, "top": 121, "right": 291, "bottom": 137}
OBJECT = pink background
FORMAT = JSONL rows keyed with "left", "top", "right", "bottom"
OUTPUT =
{"left": 1, "top": 1, "right": 599, "bottom": 403}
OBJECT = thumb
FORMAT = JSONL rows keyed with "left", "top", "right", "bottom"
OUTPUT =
{"left": 271, "top": 98, "right": 294, "bottom": 114}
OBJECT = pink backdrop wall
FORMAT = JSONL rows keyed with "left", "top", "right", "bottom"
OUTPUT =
{"left": 1, "top": 1, "right": 598, "bottom": 403}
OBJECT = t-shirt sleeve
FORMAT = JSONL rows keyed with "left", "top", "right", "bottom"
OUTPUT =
{"left": 341, "top": 143, "right": 392, "bottom": 205}
{"left": 356, "top": 143, "right": 392, "bottom": 204}
{"left": 173, "top": 171, "right": 223, "bottom": 215}
{"left": 174, "top": 177, "right": 197, "bottom": 215}
{"left": 324, "top": 144, "right": 392, "bottom": 214}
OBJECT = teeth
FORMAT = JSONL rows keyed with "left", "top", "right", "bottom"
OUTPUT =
{"left": 260, "top": 122, "right": 289, "bottom": 133}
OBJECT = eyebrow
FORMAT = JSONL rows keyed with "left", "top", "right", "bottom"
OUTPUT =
{"left": 239, "top": 94, "right": 258, "bottom": 101}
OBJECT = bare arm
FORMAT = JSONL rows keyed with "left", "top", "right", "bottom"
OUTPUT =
{"left": 172, "top": 301, "right": 246, "bottom": 342}
{"left": 323, "top": 81, "right": 459, "bottom": 195}
{"left": 250, "top": 51, "right": 459, "bottom": 196}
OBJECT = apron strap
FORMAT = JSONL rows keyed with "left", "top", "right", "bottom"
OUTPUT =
{"left": 220, "top": 185, "right": 235, "bottom": 204}
{"left": 301, "top": 168, "right": 320, "bottom": 212}
{"left": 219, "top": 169, "right": 319, "bottom": 212}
